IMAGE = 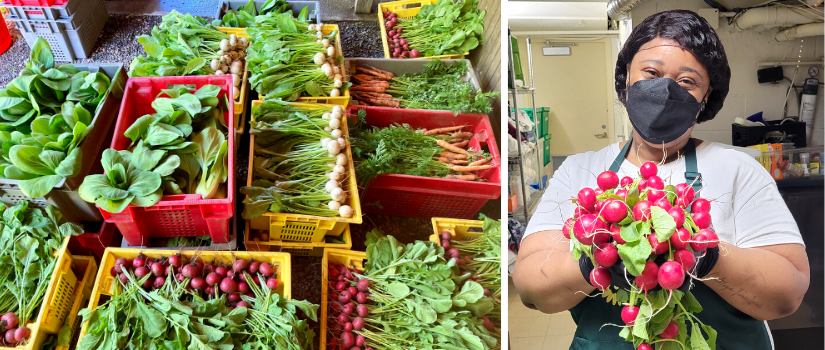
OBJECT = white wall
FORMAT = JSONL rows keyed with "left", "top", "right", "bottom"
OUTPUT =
{"left": 630, "top": 0, "right": 825, "bottom": 146}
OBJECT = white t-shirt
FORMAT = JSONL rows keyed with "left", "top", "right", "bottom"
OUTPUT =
{"left": 523, "top": 141, "right": 804, "bottom": 249}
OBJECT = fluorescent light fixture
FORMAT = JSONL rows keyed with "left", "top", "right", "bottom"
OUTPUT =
{"left": 543, "top": 46, "right": 571, "bottom": 56}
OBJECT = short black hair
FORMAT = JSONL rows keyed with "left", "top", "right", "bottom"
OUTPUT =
{"left": 615, "top": 10, "right": 731, "bottom": 123}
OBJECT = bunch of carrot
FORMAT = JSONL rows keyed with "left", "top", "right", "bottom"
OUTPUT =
{"left": 425, "top": 125, "right": 492, "bottom": 181}
{"left": 350, "top": 66, "right": 399, "bottom": 107}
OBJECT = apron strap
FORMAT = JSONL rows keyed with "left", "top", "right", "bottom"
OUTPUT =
{"left": 609, "top": 136, "right": 702, "bottom": 196}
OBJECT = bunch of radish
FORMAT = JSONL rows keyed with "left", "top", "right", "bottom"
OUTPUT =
{"left": 109, "top": 253, "right": 280, "bottom": 308}
{"left": 308, "top": 22, "right": 345, "bottom": 97}
{"left": 211, "top": 33, "right": 248, "bottom": 100}
{"left": 0, "top": 312, "right": 30, "bottom": 346}
{"left": 382, "top": 11, "right": 419, "bottom": 58}
{"left": 565, "top": 161, "right": 719, "bottom": 349}
{"left": 326, "top": 263, "right": 373, "bottom": 350}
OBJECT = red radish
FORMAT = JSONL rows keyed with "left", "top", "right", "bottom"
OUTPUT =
{"left": 356, "top": 304, "right": 369, "bottom": 317}
{"left": 648, "top": 234, "right": 669, "bottom": 255}
{"left": 341, "top": 332, "right": 355, "bottom": 348}
{"left": 168, "top": 254, "right": 182, "bottom": 267}
{"left": 205, "top": 286, "right": 215, "bottom": 295}
{"left": 639, "top": 179, "right": 648, "bottom": 191}
{"left": 702, "top": 229, "right": 719, "bottom": 248}
{"left": 658, "top": 261, "right": 685, "bottom": 289}
{"left": 635, "top": 261, "right": 659, "bottom": 290}
{"left": 233, "top": 259, "right": 248, "bottom": 272}
{"left": 637, "top": 344, "right": 653, "bottom": 350}
{"left": 640, "top": 162, "right": 658, "bottom": 179}
{"left": 220, "top": 278, "right": 238, "bottom": 293}
{"left": 594, "top": 188, "right": 605, "bottom": 197}
{"left": 110, "top": 267, "right": 117, "bottom": 277}
{"left": 5, "top": 329, "right": 16, "bottom": 345}
{"left": 356, "top": 335, "right": 366, "bottom": 347}
{"left": 574, "top": 206, "right": 590, "bottom": 218}
{"left": 597, "top": 171, "right": 620, "bottom": 190}
{"left": 339, "top": 291, "right": 352, "bottom": 304}
{"left": 615, "top": 189, "right": 628, "bottom": 199}
{"left": 633, "top": 200, "right": 653, "bottom": 221}
{"left": 248, "top": 261, "right": 260, "bottom": 274}
{"left": 357, "top": 279, "right": 370, "bottom": 292}
{"left": 133, "top": 255, "right": 146, "bottom": 268}
{"left": 238, "top": 282, "right": 250, "bottom": 294}
{"left": 693, "top": 211, "right": 712, "bottom": 229}
{"left": 215, "top": 266, "right": 228, "bottom": 277}
{"left": 182, "top": 264, "right": 197, "bottom": 278}
{"left": 151, "top": 262, "right": 165, "bottom": 277}
{"left": 399, "top": 39, "right": 407, "bottom": 46}
{"left": 441, "top": 232, "right": 452, "bottom": 241}
{"left": 647, "top": 189, "right": 666, "bottom": 203}
{"left": 483, "top": 289, "right": 492, "bottom": 297}
{"left": 573, "top": 214, "right": 607, "bottom": 246}
{"left": 114, "top": 258, "right": 128, "bottom": 273}
{"left": 448, "top": 248, "right": 460, "bottom": 259}
{"left": 388, "top": 30, "right": 396, "bottom": 37}
{"left": 602, "top": 199, "right": 628, "bottom": 223}
{"left": 646, "top": 175, "right": 664, "bottom": 190}
{"left": 259, "top": 263, "right": 274, "bottom": 277}
{"left": 442, "top": 240, "right": 451, "bottom": 249}
{"left": 593, "top": 229, "right": 610, "bottom": 245}
{"left": 659, "top": 321, "right": 679, "bottom": 339}
{"left": 1, "top": 313, "right": 18, "bottom": 329}
{"left": 691, "top": 198, "right": 711, "bottom": 213}
{"left": 237, "top": 301, "right": 249, "bottom": 308}
{"left": 676, "top": 183, "right": 695, "bottom": 204}
{"left": 348, "top": 286, "right": 358, "bottom": 296}
{"left": 668, "top": 207, "right": 686, "bottom": 227}
{"left": 190, "top": 278, "right": 206, "bottom": 290}
{"left": 674, "top": 249, "right": 695, "bottom": 271}
{"left": 482, "top": 316, "right": 494, "bottom": 331}
{"left": 336, "top": 281, "right": 347, "bottom": 291}
{"left": 119, "top": 273, "right": 130, "bottom": 284}
{"left": 352, "top": 317, "right": 365, "bottom": 330}
{"left": 621, "top": 305, "right": 639, "bottom": 325}
{"left": 610, "top": 224, "right": 625, "bottom": 244}
{"left": 343, "top": 303, "right": 355, "bottom": 316}
{"left": 691, "top": 234, "right": 708, "bottom": 252}
{"left": 562, "top": 218, "right": 574, "bottom": 239}
{"left": 134, "top": 266, "right": 150, "bottom": 279}
{"left": 403, "top": 44, "right": 410, "bottom": 51}
{"left": 594, "top": 243, "right": 619, "bottom": 267}
{"left": 206, "top": 273, "right": 221, "bottom": 286}
{"left": 267, "top": 278, "right": 279, "bottom": 289}
{"left": 228, "top": 293, "right": 241, "bottom": 303}
{"left": 670, "top": 228, "right": 691, "bottom": 250}
{"left": 344, "top": 322, "right": 353, "bottom": 332}
{"left": 620, "top": 176, "right": 633, "bottom": 188}
{"left": 195, "top": 262, "right": 204, "bottom": 275}
{"left": 654, "top": 196, "right": 672, "bottom": 211}
{"left": 577, "top": 188, "right": 598, "bottom": 212}
{"left": 675, "top": 196, "right": 689, "bottom": 208}
{"left": 13, "top": 327, "right": 30, "bottom": 342}
{"left": 154, "top": 276, "right": 166, "bottom": 289}
{"left": 589, "top": 267, "right": 612, "bottom": 290}
{"left": 143, "top": 277, "right": 153, "bottom": 289}
{"left": 410, "top": 49, "right": 420, "bottom": 58}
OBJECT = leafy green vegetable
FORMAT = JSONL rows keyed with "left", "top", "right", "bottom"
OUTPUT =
{"left": 212, "top": 0, "right": 301, "bottom": 28}
{"left": 393, "top": 0, "right": 485, "bottom": 56}
{"left": 0, "top": 38, "right": 111, "bottom": 198}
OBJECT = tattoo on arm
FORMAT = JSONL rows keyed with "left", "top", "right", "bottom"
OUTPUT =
{"left": 706, "top": 272, "right": 764, "bottom": 308}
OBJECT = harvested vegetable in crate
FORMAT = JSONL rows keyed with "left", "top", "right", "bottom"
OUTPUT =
{"left": 326, "top": 232, "right": 498, "bottom": 350}
{"left": 0, "top": 202, "right": 83, "bottom": 346}
{"left": 241, "top": 100, "right": 355, "bottom": 219}
{"left": 0, "top": 38, "right": 111, "bottom": 199}
{"left": 351, "top": 109, "right": 491, "bottom": 185}
{"left": 246, "top": 13, "right": 349, "bottom": 99}
{"left": 77, "top": 254, "right": 318, "bottom": 350}
{"left": 213, "top": 0, "right": 301, "bottom": 28}
{"left": 130, "top": 11, "right": 248, "bottom": 100}
{"left": 351, "top": 59, "right": 497, "bottom": 114}
{"left": 383, "top": 0, "right": 485, "bottom": 58}
{"left": 78, "top": 85, "right": 230, "bottom": 213}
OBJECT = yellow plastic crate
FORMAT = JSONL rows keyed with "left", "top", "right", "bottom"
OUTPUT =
{"left": 245, "top": 220, "right": 353, "bottom": 256}
{"left": 429, "top": 217, "right": 484, "bottom": 246}
{"left": 78, "top": 248, "right": 292, "bottom": 344}
{"left": 260, "top": 25, "right": 349, "bottom": 106}
{"left": 55, "top": 256, "right": 97, "bottom": 350}
{"left": 215, "top": 27, "right": 251, "bottom": 144}
{"left": 320, "top": 249, "right": 367, "bottom": 349}
{"left": 378, "top": 0, "right": 468, "bottom": 60}
{"left": 247, "top": 100, "right": 362, "bottom": 243}
{"left": 0, "top": 239, "right": 97, "bottom": 350}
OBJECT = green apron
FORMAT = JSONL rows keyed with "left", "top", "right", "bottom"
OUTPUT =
{"left": 567, "top": 138, "right": 773, "bottom": 350}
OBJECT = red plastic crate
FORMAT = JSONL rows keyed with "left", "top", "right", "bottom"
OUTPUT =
{"left": 68, "top": 221, "right": 121, "bottom": 259}
{"left": 101, "top": 75, "right": 236, "bottom": 246}
{"left": 3, "top": 0, "right": 67, "bottom": 6}
{"left": 348, "top": 106, "right": 501, "bottom": 219}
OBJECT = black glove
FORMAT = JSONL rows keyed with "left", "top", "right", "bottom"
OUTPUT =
{"left": 693, "top": 246, "right": 720, "bottom": 278}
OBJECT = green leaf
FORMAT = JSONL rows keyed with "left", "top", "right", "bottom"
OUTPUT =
{"left": 684, "top": 291, "right": 703, "bottom": 313}
{"left": 183, "top": 57, "right": 207, "bottom": 76}
{"left": 617, "top": 234, "right": 652, "bottom": 276}
{"left": 31, "top": 38, "right": 55, "bottom": 71}
{"left": 458, "top": 36, "right": 479, "bottom": 52}
{"left": 18, "top": 175, "right": 63, "bottom": 199}
{"left": 690, "top": 325, "right": 711, "bottom": 350}
{"left": 286, "top": 299, "right": 319, "bottom": 322}
{"left": 305, "top": 81, "right": 325, "bottom": 97}
{"left": 124, "top": 114, "right": 158, "bottom": 144}
{"left": 56, "top": 323, "right": 73, "bottom": 346}
{"left": 96, "top": 195, "right": 135, "bottom": 214}
{"left": 633, "top": 302, "right": 651, "bottom": 340}
{"left": 153, "top": 155, "right": 180, "bottom": 177}
{"left": 131, "top": 141, "right": 167, "bottom": 171}
{"left": 54, "top": 148, "right": 82, "bottom": 177}
{"left": 192, "top": 322, "right": 225, "bottom": 343}
{"left": 703, "top": 324, "right": 717, "bottom": 350}
{"left": 665, "top": 184, "right": 678, "bottom": 203}
{"left": 453, "top": 281, "right": 484, "bottom": 307}
{"left": 136, "top": 303, "right": 167, "bottom": 338}
{"left": 651, "top": 206, "right": 677, "bottom": 242}
{"left": 222, "top": 306, "right": 248, "bottom": 326}
{"left": 387, "top": 282, "right": 410, "bottom": 299}
{"left": 127, "top": 168, "right": 162, "bottom": 197}
{"left": 413, "top": 302, "right": 437, "bottom": 324}
{"left": 620, "top": 222, "right": 642, "bottom": 243}
{"left": 619, "top": 326, "right": 631, "bottom": 341}
{"left": 626, "top": 187, "right": 640, "bottom": 209}
{"left": 58, "top": 222, "right": 83, "bottom": 237}
{"left": 78, "top": 174, "right": 110, "bottom": 202}
{"left": 130, "top": 188, "right": 162, "bottom": 207}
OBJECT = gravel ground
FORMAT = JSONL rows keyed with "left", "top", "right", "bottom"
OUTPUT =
{"left": 329, "top": 21, "right": 384, "bottom": 59}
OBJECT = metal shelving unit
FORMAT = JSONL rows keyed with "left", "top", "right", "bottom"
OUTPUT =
{"left": 507, "top": 31, "right": 544, "bottom": 222}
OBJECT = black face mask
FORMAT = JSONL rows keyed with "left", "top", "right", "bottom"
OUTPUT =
{"left": 625, "top": 78, "right": 706, "bottom": 144}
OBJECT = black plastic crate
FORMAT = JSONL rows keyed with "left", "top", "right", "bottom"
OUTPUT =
{"left": 732, "top": 120, "right": 807, "bottom": 148}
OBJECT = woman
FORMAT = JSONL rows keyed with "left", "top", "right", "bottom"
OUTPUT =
{"left": 512, "top": 10, "right": 809, "bottom": 350}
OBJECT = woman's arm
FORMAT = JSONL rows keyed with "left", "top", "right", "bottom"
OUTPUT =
{"left": 703, "top": 243, "right": 809, "bottom": 320}
{"left": 512, "top": 229, "right": 594, "bottom": 314}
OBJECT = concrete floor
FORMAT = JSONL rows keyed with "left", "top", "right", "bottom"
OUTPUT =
{"left": 105, "top": 0, "right": 400, "bottom": 21}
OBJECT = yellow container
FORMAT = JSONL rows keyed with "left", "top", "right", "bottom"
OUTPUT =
{"left": 0, "top": 239, "right": 97, "bottom": 350}
{"left": 247, "top": 100, "right": 362, "bottom": 243}
{"left": 320, "top": 249, "right": 367, "bottom": 350}
{"left": 55, "top": 256, "right": 97, "bottom": 350}
{"left": 215, "top": 27, "right": 251, "bottom": 144}
{"left": 245, "top": 220, "right": 353, "bottom": 256}
{"left": 378, "top": 0, "right": 468, "bottom": 60}
{"left": 429, "top": 217, "right": 484, "bottom": 246}
{"left": 259, "top": 25, "right": 350, "bottom": 106}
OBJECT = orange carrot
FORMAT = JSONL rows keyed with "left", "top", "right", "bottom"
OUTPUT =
{"left": 425, "top": 125, "right": 465, "bottom": 136}
{"left": 451, "top": 132, "right": 473, "bottom": 139}
{"left": 450, "top": 140, "right": 470, "bottom": 148}
{"left": 351, "top": 86, "right": 387, "bottom": 93}
{"left": 440, "top": 151, "right": 467, "bottom": 159}
{"left": 449, "top": 137, "right": 469, "bottom": 144}
{"left": 469, "top": 157, "right": 490, "bottom": 167}
{"left": 450, "top": 165, "right": 493, "bottom": 172}
{"left": 436, "top": 139, "right": 470, "bottom": 155}
{"left": 447, "top": 174, "right": 477, "bottom": 181}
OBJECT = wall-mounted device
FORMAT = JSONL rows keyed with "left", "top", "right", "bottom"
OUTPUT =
{"left": 543, "top": 46, "right": 571, "bottom": 56}
{"left": 799, "top": 77, "right": 819, "bottom": 144}
{"left": 757, "top": 66, "right": 784, "bottom": 83}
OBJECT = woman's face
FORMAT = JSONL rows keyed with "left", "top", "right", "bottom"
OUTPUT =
{"left": 626, "top": 37, "right": 712, "bottom": 149}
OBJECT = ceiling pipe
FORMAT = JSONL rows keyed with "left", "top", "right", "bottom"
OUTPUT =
{"left": 775, "top": 22, "right": 825, "bottom": 41}
{"left": 606, "top": 0, "right": 646, "bottom": 20}
{"left": 732, "top": 7, "right": 821, "bottom": 31}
